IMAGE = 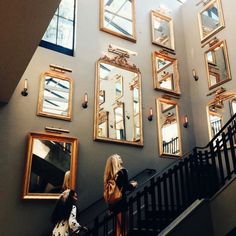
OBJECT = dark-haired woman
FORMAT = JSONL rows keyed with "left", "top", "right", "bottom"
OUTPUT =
{"left": 51, "top": 189, "right": 88, "bottom": 236}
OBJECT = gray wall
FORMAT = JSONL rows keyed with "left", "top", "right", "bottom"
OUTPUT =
{"left": 182, "top": 0, "right": 236, "bottom": 146}
{"left": 210, "top": 178, "right": 236, "bottom": 236}
{"left": 0, "top": 1, "right": 196, "bottom": 235}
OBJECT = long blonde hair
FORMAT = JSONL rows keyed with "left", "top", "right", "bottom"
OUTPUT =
{"left": 104, "top": 154, "right": 123, "bottom": 186}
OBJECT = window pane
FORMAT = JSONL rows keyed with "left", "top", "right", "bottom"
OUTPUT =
{"left": 57, "top": 17, "right": 73, "bottom": 49}
{"left": 42, "top": 15, "right": 57, "bottom": 44}
{"left": 59, "top": 0, "right": 74, "bottom": 21}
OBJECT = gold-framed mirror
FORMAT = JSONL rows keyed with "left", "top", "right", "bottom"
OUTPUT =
{"left": 152, "top": 51, "right": 180, "bottom": 96}
{"left": 94, "top": 52, "right": 143, "bottom": 146}
{"left": 100, "top": 0, "right": 136, "bottom": 42}
{"left": 22, "top": 132, "right": 78, "bottom": 199}
{"left": 204, "top": 40, "right": 231, "bottom": 90}
{"left": 37, "top": 71, "right": 73, "bottom": 121}
{"left": 206, "top": 90, "right": 236, "bottom": 140}
{"left": 198, "top": 0, "right": 225, "bottom": 43}
{"left": 156, "top": 97, "right": 182, "bottom": 157}
{"left": 151, "top": 11, "right": 175, "bottom": 51}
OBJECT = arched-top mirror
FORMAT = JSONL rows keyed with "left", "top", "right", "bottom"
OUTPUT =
{"left": 156, "top": 97, "right": 182, "bottom": 157}
{"left": 198, "top": 0, "right": 225, "bottom": 43}
{"left": 151, "top": 10, "right": 175, "bottom": 51}
{"left": 204, "top": 40, "right": 231, "bottom": 90}
{"left": 94, "top": 51, "right": 143, "bottom": 146}
{"left": 37, "top": 71, "right": 73, "bottom": 121}
{"left": 22, "top": 132, "right": 78, "bottom": 199}
{"left": 100, "top": 0, "right": 136, "bottom": 42}
{"left": 207, "top": 90, "right": 236, "bottom": 140}
{"left": 152, "top": 51, "right": 180, "bottom": 96}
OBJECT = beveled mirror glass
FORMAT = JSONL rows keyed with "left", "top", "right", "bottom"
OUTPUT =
{"left": 37, "top": 71, "right": 73, "bottom": 121}
{"left": 156, "top": 98, "right": 182, "bottom": 157}
{"left": 207, "top": 91, "right": 236, "bottom": 140}
{"left": 100, "top": 0, "right": 136, "bottom": 42}
{"left": 94, "top": 55, "right": 143, "bottom": 146}
{"left": 151, "top": 11, "right": 175, "bottom": 51}
{"left": 198, "top": 0, "right": 225, "bottom": 43}
{"left": 23, "top": 132, "right": 78, "bottom": 199}
{"left": 152, "top": 51, "right": 180, "bottom": 96}
{"left": 205, "top": 40, "right": 231, "bottom": 90}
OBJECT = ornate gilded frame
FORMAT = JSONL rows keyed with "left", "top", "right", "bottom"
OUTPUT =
{"left": 204, "top": 40, "right": 231, "bottom": 90}
{"left": 37, "top": 71, "right": 73, "bottom": 121}
{"left": 94, "top": 52, "right": 143, "bottom": 146}
{"left": 198, "top": 0, "right": 225, "bottom": 43}
{"left": 151, "top": 10, "right": 175, "bottom": 52}
{"left": 156, "top": 97, "right": 182, "bottom": 158}
{"left": 100, "top": 0, "right": 136, "bottom": 42}
{"left": 22, "top": 131, "right": 78, "bottom": 199}
{"left": 152, "top": 51, "right": 180, "bottom": 96}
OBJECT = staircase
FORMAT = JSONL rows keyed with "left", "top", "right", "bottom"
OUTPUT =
{"left": 82, "top": 113, "right": 236, "bottom": 236}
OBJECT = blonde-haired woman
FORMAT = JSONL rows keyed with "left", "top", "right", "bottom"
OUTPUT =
{"left": 104, "top": 154, "right": 137, "bottom": 236}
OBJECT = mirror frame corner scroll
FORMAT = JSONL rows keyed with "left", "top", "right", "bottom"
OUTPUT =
{"left": 22, "top": 131, "right": 78, "bottom": 200}
{"left": 99, "top": 0, "right": 136, "bottom": 42}
{"left": 198, "top": 0, "right": 225, "bottom": 43}
{"left": 151, "top": 10, "right": 175, "bottom": 52}
{"left": 37, "top": 71, "right": 73, "bottom": 121}
{"left": 155, "top": 97, "right": 182, "bottom": 158}
{"left": 94, "top": 53, "right": 143, "bottom": 147}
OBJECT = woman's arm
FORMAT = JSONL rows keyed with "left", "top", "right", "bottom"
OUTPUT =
{"left": 116, "top": 169, "right": 137, "bottom": 192}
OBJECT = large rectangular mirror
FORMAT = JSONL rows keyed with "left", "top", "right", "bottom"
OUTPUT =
{"left": 37, "top": 71, "right": 73, "bottom": 121}
{"left": 151, "top": 11, "right": 175, "bottom": 51}
{"left": 152, "top": 51, "right": 180, "bottom": 96}
{"left": 156, "top": 98, "right": 182, "bottom": 157}
{"left": 205, "top": 40, "right": 231, "bottom": 90}
{"left": 100, "top": 0, "right": 136, "bottom": 42}
{"left": 207, "top": 91, "right": 236, "bottom": 140}
{"left": 22, "top": 132, "right": 78, "bottom": 199}
{"left": 94, "top": 55, "right": 143, "bottom": 146}
{"left": 198, "top": 0, "right": 225, "bottom": 43}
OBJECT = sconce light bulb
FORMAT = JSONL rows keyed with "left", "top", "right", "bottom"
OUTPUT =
{"left": 21, "top": 78, "right": 28, "bottom": 96}
{"left": 183, "top": 115, "right": 188, "bottom": 128}
{"left": 148, "top": 108, "right": 153, "bottom": 121}
{"left": 82, "top": 93, "right": 88, "bottom": 109}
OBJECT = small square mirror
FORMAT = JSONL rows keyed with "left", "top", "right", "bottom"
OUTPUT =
{"left": 151, "top": 10, "right": 175, "bottom": 51}
{"left": 198, "top": 0, "right": 225, "bottom": 43}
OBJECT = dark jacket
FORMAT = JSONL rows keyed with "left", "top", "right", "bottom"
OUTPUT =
{"left": 109, "top": 168, "right": 135, "bottom": 214}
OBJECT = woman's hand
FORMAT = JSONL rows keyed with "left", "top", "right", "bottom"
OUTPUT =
{"left": 130, "top": 180, "right": 138, "bottom": 188}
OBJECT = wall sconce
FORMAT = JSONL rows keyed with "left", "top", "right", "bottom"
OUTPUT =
{"left": 148, "top": 108, "right": 153, "bottom": 121}
{"left": 49, "top": 64, "right": 72, "bottom": 73}
{"left": 192, "top": 69, "right": 199, "bottom": 81}
{"left": 183, "top": 115, "right": 188, "bottom": 128}
{"left": 45, "top": 126, "right": 70, "bottom": 134}
{"left": 82, "top": 93, "right": 88, "bottom": 108}
{"left": 21, "top": 79, "right": 28, "bottom": 96}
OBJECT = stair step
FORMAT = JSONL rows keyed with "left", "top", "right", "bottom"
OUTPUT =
{"left": 129, "top": 228, "right": 159, "bottom": 236}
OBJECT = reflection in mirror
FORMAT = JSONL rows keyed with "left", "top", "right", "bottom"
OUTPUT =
{"left": 100, "top": 0, "right": 136, "bottom": 42}
{"left": 151, "top": 11, "right": 175, "bottom": 51}
{"left": 198, "top": 0, "right": 225, "bottom": 43}
{"left": 152, "top": 51, "right": 180, "bottom": 95}
{"left": 95, "top": 56, "right": 143, "bottom": 146}
{"left": 99, "top": 90, "right": 106, "bottom": 105}
{"left": 23, "top": 132, "right": 78, "bottom": 199}
{"left": 37, "top": 71, "right": 73, "bottom": 121}
{"left": 115, "top": 76, "right": 123, "bottom": 100}
{"left": 207, "top": 91, "right": 236, "bottom": 140}
{"left": 205, "top": 40, "right": 231, "bottom": 90}
{"left": 156, "top": 98, "right": 182, "bottom": 157}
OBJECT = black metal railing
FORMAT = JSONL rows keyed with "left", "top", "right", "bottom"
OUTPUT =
{"left": 163, "top": 137, "right": 179, "bottom": 155}
{"left": 84, "top": 113, "right": 236, "bottom": 235}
